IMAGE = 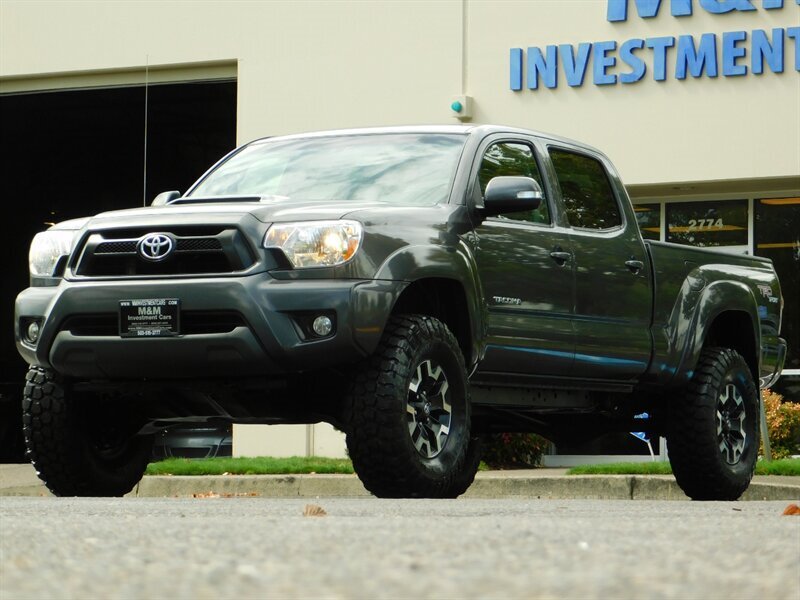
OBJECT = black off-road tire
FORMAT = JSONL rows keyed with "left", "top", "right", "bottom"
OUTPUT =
{"left": 442, "top": 435, "right": 483, "bottom": 499}
{"left": 667, "top": 347, "right": 760, "bottom": 501}
{"left": 22, "top": 367, "right": 154, "bottom": 497}
{"left": 345, "top": 315, "right": 475, "bottom": 498}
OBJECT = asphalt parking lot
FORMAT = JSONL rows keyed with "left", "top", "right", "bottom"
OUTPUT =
{"left": 1, "top": 497, "right": 798, "bottom": 600}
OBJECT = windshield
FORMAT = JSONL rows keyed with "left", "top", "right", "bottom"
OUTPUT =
{"left": 188, "top": 133, "right": 467, "bottom": 206}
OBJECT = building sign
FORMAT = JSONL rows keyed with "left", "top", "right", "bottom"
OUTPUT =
{"left": 510, "top": 0, "right": 799, "bottom": 90}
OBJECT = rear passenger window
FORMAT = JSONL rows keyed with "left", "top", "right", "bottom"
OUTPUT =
{"left": 550, "top": 149, "right": 622, "bottom": 230}
{"left": 478, "top": 142, "right": 550, "bottom": 225}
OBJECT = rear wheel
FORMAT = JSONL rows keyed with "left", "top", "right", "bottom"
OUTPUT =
{"left": 667, "top": 348, "right": 759, "bottom": 501}
{"left": 22, "top": 367, "right": 153, "bottom": 497}
{"left": 346, "top": 315, "right": 476, "bottom": 498}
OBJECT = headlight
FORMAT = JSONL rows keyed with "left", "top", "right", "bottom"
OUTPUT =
{"left": 29, "top": 230, "right": 77, "bottom": 277}
{"left": 264, "top": 220, "right": 362, "bottom": 268}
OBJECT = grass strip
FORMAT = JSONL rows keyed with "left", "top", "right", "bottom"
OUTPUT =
{"left": 146, "top": 456, "right": 354, "bottom": 476}
{"left": 567, "top": 458, "right": 800, "bottom": 476}
{"left": 146, "top": 456, "right": 799, "bottom": 476}
{"left": 755, "top": 458, "right": 800, "bottom": 476}
{"left": 567, "top": 462, "right": 673, "bottom": 476}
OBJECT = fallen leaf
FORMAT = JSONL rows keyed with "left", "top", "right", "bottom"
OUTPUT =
{"left": 192, "top": 491, "right": 220, "bottom": 499}
{"left": 303, "top": 504, "right": 327, "bottom": 517}
{"left": 782, "top": 504, "right": 800, "bottom": 516}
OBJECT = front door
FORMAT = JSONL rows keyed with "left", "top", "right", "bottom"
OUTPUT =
{"left": 471, "top": 138, "right": 575, "bottom": 377}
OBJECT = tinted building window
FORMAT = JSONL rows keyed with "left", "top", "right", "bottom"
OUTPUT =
{"left": 756, "top": 197, "right": 800, "bottom": 373}
{"left": 635, "top": 203, "right": 661, "bottom": 241}
{"left": 478, "top": 142, "right": 550, "bottom": 224}
{"left": 550, "top": 149, "right": 621, "bottom": 230}
{"left": 667, "top": 199, "right": 748, "bottom": 247}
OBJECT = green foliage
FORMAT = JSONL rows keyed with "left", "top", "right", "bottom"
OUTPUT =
{"left": 481, "top": 433, "right": 550, "bottom": 469}
{"left": 146, "top": 456, "right": 354, "bottom": 476}
{"left": 761, "top": 389, "right": 800, "bottom": 460}
{"left": 567, "top": 459, "right": 800, "bottom": 476}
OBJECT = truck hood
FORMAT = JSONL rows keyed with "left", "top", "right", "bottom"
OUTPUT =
{"left": 88, "top": 199, "right": 391, "bottom": 225}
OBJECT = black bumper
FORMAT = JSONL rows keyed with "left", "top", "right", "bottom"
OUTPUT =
{"left": 15, "top": 275, "right": 406, "bottom": 379}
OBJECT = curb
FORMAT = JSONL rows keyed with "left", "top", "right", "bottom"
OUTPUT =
{"left": 127, "top": 474, "right": 799, "bottom": 500}
{"left": 3, "top": 474, "right": 798, "bottom": 501}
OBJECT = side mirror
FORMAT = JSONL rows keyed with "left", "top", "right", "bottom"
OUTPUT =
{"left": 481, "top": 177, "right": 543, "bottom": 217}
{"left": 152, "top": 190, "right": 181, "bottom": 206}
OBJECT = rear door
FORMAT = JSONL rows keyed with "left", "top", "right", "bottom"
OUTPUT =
{"left": 546, "top": 146, "right": 652, "bottom": 380}
{"left": 471, "top": 136, "right": 575, "bottom": 377}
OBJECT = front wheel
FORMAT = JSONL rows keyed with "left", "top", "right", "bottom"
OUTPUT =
{"left": 667, "top": 348, "right": 760, "bottom": 501}
{"left": 22, "top": 367, "right": 153, "bottom": 497}
{"left": 345, "top": 315, "right": 475, "bottom": 498}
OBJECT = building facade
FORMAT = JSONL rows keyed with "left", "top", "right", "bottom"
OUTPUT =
{"left": 1, "top": 0, "right": 797, "bottom": 458}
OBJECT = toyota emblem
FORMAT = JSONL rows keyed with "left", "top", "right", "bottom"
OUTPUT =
{"left": 137, "top": 233, "right": 175, "bottom": 261}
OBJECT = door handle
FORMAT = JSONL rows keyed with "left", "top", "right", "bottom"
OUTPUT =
{"left": 625, "top": 259, "right": 644, "bottom": 273}
{"left": 550, "top": 250, "right": 571, "bottom": 264}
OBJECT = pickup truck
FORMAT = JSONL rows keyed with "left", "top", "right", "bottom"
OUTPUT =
{"left": 15, "top": 125, "right": 786, "bottom": 500}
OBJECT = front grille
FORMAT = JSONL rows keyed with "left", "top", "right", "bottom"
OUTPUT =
{"left": 95, "top": 241, "right": 137, "bottom": 254}
{"left": 60, "top": 311, "right": 248, "bottom": 337}
{"left": 176, "top": 238, "right": 222, "bottom": 252}
{"left": 73, "top": 227, "right": 254, "bottom": 277}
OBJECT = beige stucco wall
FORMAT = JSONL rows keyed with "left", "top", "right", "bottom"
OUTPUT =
{"left": 468, "top": 1, "right": 800, "bottom": 185}
{"left": 0, "top": 0, "right": 462, "bottom": 147}
{"left": 2, "top": 1, "right": 798, "bottom": 186}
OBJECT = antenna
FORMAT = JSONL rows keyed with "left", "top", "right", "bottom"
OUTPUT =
{"left": 143, "top": 55, "right": 149, "bottom": 207}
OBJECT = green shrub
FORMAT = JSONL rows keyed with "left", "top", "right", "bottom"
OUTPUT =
{"left": 481, "top": 433, "right": 550, "bottom": 468}
{"left": 762, "top": 389, "right": 800, "bottom": 459}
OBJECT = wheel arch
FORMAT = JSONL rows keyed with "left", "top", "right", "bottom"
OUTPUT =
{"left": 374, "top": 244, "right": 483, "bottom": 370}
{"left": 677, "top": 280, "right": 760, "bottom": 386}
{"left": 390, "top": 277, "right": 477, "bottom": 369}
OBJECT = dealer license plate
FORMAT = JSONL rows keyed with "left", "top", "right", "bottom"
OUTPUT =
{"left": 119, "top": 298, "right": 180, "bottom": 338}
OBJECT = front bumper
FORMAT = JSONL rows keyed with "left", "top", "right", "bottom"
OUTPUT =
{"left": 15, "top": 275, "right": 406, "bottom": 379}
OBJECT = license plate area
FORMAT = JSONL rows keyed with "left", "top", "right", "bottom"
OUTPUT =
{"left": 119, "top": 298, "right": 180, "bottom": 338}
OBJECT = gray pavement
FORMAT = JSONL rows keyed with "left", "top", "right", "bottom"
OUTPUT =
{"left": 1, "top": 496, "right": 798, "bottom": 600}
{"left": 2, "top": 463, "right": 799, "bottom": 500}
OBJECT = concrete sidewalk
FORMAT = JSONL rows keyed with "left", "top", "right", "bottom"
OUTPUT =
{"left": 2, "top": 463, "right": 798, "bottom": 500}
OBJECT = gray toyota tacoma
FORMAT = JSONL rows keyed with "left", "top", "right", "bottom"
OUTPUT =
{"left": 15, "top": 125, "right": 786, "bottom": 499}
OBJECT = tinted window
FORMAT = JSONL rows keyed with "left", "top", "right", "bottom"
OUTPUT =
{"left": 550, "top": 149, "right": 622, "bottom": 230}
{"left": 667, "top": 199, "right": 748, "bottom": 247}
{"left": 190, "top": 133, "right": 466, "bottom": 206}
{"left": 478, "top": 142, "right": 549, "bottom": 224}
{"left": 635, "top": 203, "right": 661, "bottom": 241}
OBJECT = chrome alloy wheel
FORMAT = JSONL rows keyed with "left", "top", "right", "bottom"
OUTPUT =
{"left": 716, "top": 383, "right": 747, "bottom": 465}
{"left": 406, "top": 359, "right": 452, "bottom": 458}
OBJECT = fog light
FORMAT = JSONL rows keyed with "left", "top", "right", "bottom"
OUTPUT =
{"left": 312, "top": 315, "right": 333, "bottom": 337}
{"left": 26, "top": 321, "right": 40, "bottom": 344}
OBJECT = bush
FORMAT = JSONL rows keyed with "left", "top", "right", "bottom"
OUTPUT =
{"left": 481, "top": 433, "right": 550, "bottom": 468}
{"left": 761, "top": 389, "right": 800, "bottom": 459}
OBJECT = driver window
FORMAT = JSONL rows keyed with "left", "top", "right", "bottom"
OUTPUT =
{"left": 478, "top": 142, "right": 550, "bottom": 224}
